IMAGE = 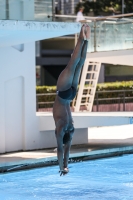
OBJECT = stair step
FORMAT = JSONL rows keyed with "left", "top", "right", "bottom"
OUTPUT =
{"left": 74, "top": 61, "right": 101, "bottom": 112}
{"left": 85, "top": 79, "right": 96, "bottom": 81}
{"left": 82, "top": 94, "right": 93, "bottom": 97}
{"left": 87, "top": 71, "right": 97, "bottom": 73}
{"left": 80, "top": 103, "right": 89, "bottom": 105}
{"left": 83, "top": 86, "right": 94, "bottom": 90}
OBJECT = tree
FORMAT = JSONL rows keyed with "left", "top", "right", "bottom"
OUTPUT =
{"left": 75, "top": 0, "right": 133, "bottom": 16}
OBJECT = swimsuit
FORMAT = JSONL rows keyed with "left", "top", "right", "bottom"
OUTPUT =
{"left": 55, "top": 128, "right": 74, "bottom": 144}
{"left": 56, "top": 87, "right": 76, "bottom": 143}
{"left": 63, "top": 128, "right": 74, "bottom": 144}
{"left": 56, "top": 86, "right": 77, "bottom": 100}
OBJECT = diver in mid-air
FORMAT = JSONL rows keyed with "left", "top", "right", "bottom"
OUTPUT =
{"left": 53, "top": 24, "right": 90, "bottom": 176}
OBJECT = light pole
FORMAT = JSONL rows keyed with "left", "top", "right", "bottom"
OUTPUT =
{"left": 52, "top": 0, "right": 55, "bottom": 21}
{"left": 122, "top": 0, "right": 125, "bottom": 14}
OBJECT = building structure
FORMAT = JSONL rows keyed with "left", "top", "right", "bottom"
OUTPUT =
{"left": 56, "top": 0, "right": 80, "bottom": 15}
{"left": 0, "top": 0, "right": 133, "bottom": 153}
{"left": 0, "top": 0, "right": 81, "bottom": 153}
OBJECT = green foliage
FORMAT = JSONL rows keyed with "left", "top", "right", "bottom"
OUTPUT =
{"left": 124, "top": 0, "right": 133, "bottom": 13}
{"left": 75, "top": 0, "right": 133, "bottom": 16}
{"left": 97, "top": 81, "right": 133, "bottom": 91}
{"left": 36, "top": 85, "right": 56, "bottom": 93}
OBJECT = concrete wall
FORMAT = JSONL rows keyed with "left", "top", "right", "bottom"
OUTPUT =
{"left": 88, "top": 49, "right": 133, "bottom": 66}
{"left": 88, "top": 124, "right": 133, "bottom": 144}
{"left": 0, "top": 21, "right": 81, "bottom": 153}
{"left": 0, "top": 20, "right": 133, "bottom": 153}
{"left": 98, "top": 63, "right": 105, "bottom": 83}
{"left": 0, "top": 43, "right": 39, "bottom": 153}
{"left": 38, "top": 128, "right": 88, "bottom": 149}
{"left": 1, "top": 45, "right": 133, "bottom": 153}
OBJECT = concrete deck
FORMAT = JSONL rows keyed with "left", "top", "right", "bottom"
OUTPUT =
{"left": 0, "top": 124, "right": 133, "bottom": 173}
{"left": 0, "top": 139, "right": 133, "bottom": 173}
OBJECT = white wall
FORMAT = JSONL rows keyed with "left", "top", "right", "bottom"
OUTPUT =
{"left": 88, "top": 49, "right": 133, "bottom": 66}
{"left": 88, "top": 124, "right": 133, "bottom": 144}
{"left": 0, "top": 43, "right": 40, "bottom": 153}
{"left": 1, "top": 20, "right": 133, "bottom": 153}
{"left": 0, "top": 42, "right": 133, "bottom": 153}
{"left": 0, "top": 21, "right": 81, "bottom": 153}
{"left": 38, "top": 128, "right": 88, "bottom": 149}
{"left": 98, "top": 63, "right": 105, "bottom": 83}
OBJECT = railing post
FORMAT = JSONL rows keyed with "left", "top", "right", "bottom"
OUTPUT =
{"left": 6, "top": 0, "right": 9, "bottom": 19}
{"left": 94, "top": 20, "right": 97, "bottom": 52}
{"left": 122, "top": 0, "right": 125, "bottom": 14}
{"left": 52, "top": 0, "right": 55, "bottom": 21}
{"left": 118, "top": 95, "right": 120, "bottom": 111}
{"left": 123, "top": 91, "right": 125, "bottom": 111}
{"left": 36, "top": 95, "right": 38, "bottom": 112}
{"left": 96, "top": 92, "right": 99, "bottom": 111}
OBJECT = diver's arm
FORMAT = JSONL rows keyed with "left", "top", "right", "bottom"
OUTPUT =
{"left": 64, "top": 141, "right": 71, "bottom": 169}
{"left": 56, "top": 131, "right": 64, "bottom": 172}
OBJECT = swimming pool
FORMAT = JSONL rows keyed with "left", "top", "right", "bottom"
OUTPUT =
{"left": 0, "top": 154, "right": 133, "bottom": 200}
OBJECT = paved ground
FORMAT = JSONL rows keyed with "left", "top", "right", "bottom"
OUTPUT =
{"left": 0, "top": 140, "right": 133, "bottom": 173}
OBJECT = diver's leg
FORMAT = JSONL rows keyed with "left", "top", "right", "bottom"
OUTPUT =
{"left": 64, "top": 140, "right": 72, "bottom": 169}
{"left": 72, "top": 40, "right": 88, "bottom": 88}
{"left": 63, "top": 104, "right": 74, "bottom": 169}
{"left": 72, "top": 25, "right": 90, "bottom": 88}
{"left": 55, "top": 120, "right": 67, "bottom": 172}
{"left": 57, "top": 25, "right": 86, "bottom": 91}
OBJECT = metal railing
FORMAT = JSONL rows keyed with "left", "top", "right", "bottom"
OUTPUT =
{"left": 1, "top": 3, "right": 133, "bottom": 53}
{"left": 55, "top": 13, "right": 133, "bottom": 21}
{"left": 93, "top": 89, "right": 133, "bottom": 112}
{"left": 36, "top": 89, "right": 133, "bottom": 112}
{"left": 54, "top": 13, "right": 133, "bottom": 53}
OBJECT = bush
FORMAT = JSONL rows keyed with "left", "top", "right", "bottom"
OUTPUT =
{"left": 36, "top": 81, "right": 133, "bottom": 107}
{"left": 36, "top": 85, "right": 56, "bottom": 93}
{"left": 97, "top": 81, "right": 133, "bottom": 91}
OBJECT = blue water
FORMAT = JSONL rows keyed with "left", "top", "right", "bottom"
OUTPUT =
{"left": 0, "top": 154, "right": 133, "bottom": 200}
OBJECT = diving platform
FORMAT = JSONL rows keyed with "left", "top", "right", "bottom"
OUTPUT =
{"left": 0, "top": 20, "right": 80, "bottom": 47}
{"left": 37, "top": 112, "right": 133, "bottom": 131}
{"left": 36, "top": 111, "right": 133, "bottom": 149}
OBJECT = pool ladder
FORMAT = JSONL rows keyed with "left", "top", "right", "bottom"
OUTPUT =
{"left": 72, "top": 60, "right": 101, "bottom": 112}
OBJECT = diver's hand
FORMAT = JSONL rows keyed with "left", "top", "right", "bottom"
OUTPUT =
{"left": 59, "top": 168, "right": 69, "bottom": 176}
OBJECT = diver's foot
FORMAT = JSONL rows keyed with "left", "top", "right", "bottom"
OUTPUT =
{"left": 79, "top": 24, "right": 86, "bottom": 40}
{"left": 59, "top": 168, "right": 69, "bottom": 176}
{"left": 85, "top": 24, "right": 91, "bottom": 40}
{"left": 64, "top": 167, "right": 69, "bottom": 173}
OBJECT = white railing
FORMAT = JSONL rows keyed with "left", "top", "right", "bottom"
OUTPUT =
{"left": 54, "top": 13, "right": 133, "bottom": 22}
{"left": 54, "top": 13, "right": 133, "bottom": 53}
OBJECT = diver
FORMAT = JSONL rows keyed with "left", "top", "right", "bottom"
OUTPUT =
{"left": 53, "top": 24, "right": 91, "bottom": 176}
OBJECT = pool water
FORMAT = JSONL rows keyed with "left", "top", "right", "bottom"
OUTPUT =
{"left": 0, "top": 154, "right": 133, "bottom": 200}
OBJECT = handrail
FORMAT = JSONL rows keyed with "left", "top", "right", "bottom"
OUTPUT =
{"left": 36, "top": 89, "right": 133, "bottom": 111}
{"left": 55, "top": 13, "right": 133, "bottom": 21}
{"left": 96, "top": 89, "right": 133, "bottom": 93}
